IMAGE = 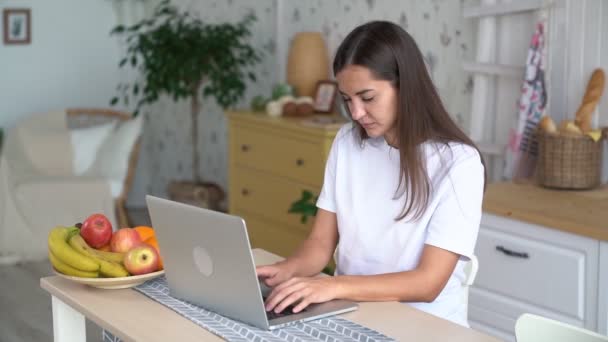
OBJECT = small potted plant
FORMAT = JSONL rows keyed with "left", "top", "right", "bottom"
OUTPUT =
{"left": 288, "top": 190, "right": 318, "bottom": 223}
{"left": 110, "top": 0, "right": 261, "bottom": 209}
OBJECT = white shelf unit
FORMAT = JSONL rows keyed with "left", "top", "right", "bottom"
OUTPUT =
{"left": 463, "top": 0, "right": 547, "bottom": 181}
{"left": 463, "top": 0, "right": 546, "bottom": 18}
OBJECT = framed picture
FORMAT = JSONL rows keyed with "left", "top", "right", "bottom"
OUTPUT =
{"left": 3, "top": 8, "right": 31, "bottom": 45}
{"left": 313, "top": 80, "right": 338, "bottom": 113}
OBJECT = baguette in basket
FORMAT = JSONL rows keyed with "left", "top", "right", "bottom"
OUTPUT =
{"left": 575, "top": 68, "right": 605, "bottom": 133}
{"left": 535, "top": 69, "right": 605, "bottom": 190}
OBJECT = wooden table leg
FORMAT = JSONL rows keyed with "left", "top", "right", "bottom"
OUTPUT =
{"left": 52, "top": 296, "right": 86, "bottom": 342}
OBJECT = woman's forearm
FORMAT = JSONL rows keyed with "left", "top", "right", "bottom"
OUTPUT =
{"left": 333, "top": 245, "right": 459, "bottom": 303}
{"left": 284, "top": 209, "right": 339, "bottom": 278}
{"left": 334, "top": 271, "right": 443, "bottom": 303}
{"left": 286, "top": 236, "right": 335, "bottom": 277}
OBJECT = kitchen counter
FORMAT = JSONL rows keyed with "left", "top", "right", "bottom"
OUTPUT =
{"left": 483, "top": 181, "right": 608, "bottom": 241}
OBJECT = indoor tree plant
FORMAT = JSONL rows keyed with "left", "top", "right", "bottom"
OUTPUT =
{"left": 110, "top": 0, "right": 260, "bottom": 208}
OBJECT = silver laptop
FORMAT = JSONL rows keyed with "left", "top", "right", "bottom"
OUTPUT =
{"left": 146, "top": 195, "right": 358, "bottom": 330}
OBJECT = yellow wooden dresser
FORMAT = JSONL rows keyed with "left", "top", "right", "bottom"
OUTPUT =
{"left": 226, "top": 111, "right": 344, "bottom": 258}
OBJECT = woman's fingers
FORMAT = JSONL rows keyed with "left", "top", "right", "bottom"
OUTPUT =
{"left": 265, "top": 280, "right": 306, "bottom": 312}
{"left": 292, "top": 297, "right": 311, "bottom": 313}
{"left": 255, "top": 266, "right": 274, "bottom": 279}
{"left": 274, "top": 287, "right": 311, "bottom": 314}
{"left": 256, "top": 262, "right": 295, "bottom": 287}
{"left": 271, "top": 276, "right": 299, "bottom": 293}
{"left": 256, "top": 265, "right": 285, "bottom": 287}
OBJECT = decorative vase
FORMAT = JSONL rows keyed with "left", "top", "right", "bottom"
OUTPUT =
{"left": 286, "top": 32, "right": 329, "bottom": 97}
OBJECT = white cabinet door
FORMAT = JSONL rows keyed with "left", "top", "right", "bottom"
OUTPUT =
{"left": 599, "top": 241, "right": 608, "bottom": 335}
{"left": 469, "top": 213, "right": 599, "bottom": 340}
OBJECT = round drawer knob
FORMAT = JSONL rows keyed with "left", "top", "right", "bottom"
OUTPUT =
{"left": 296, "top": 158, "right": 304, "bottom": 166}
{"left": 241, "top": 188, "right": 250, "bottom": 196}
{"left": 241, "top": 144, "right": 250, "bottom": 152}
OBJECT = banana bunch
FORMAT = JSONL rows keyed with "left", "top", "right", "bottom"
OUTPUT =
{"left": 48, "top": 226, "right": 129, "bottom": 278}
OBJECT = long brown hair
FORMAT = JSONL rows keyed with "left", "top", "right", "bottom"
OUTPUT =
{"left": 333, "top": 21, "right": 486, "bottom": 221}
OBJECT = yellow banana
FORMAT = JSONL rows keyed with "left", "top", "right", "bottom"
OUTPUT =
{"left": 48, "top": 227, "right": 100, "bottom": 272}
{"left": 98, "top": 260, "right": 130, "bottom": 278}
{"left": 49, "top": 251, "right": 99, "bottom": 278}
{"left": 69, "top": 234, "right": 129, "bottom": 278}
{"left": 69, "top": 234, "right": 125, "bottom": 264}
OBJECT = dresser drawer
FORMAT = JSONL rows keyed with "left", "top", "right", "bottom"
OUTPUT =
{"left": 234, "top": 210, "right": 307, "bottom": 258}
{"left": 474, "top": 225, "right": 590, "bottom": 319}
{"left": 231, "top": 167, "right": 317, "bottom": 233}
{"left": 232, "top": 127, "right": 325, "bottom": 186}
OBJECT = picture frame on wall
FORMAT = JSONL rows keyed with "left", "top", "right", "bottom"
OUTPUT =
{"left": 3, "top": 8, "right": 31, "bottom": 45}
{"left": 313, "top": 80, "right": 338, "bottom": 113}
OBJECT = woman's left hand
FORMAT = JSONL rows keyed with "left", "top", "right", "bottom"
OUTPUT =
{"left": 264, "top": 276, "right": 341, "bottom": 314}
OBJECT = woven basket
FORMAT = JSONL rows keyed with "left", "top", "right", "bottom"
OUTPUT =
{"left": 536, "top": 131, "right": 604, "bottom": 190}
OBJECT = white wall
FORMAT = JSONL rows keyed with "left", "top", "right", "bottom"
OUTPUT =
{"left": 0, "top": 1, "right": 122, "bottom": 128}
{"left": 547, "top": 0, "right": 608, "bottom": 182}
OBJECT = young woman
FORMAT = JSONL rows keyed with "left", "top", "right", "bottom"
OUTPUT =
{"left": 257, "top": 21, "right": 486, "bottom": 327}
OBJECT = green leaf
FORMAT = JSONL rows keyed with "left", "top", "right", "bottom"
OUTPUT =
{"left": 110, "top": 25, "right": 125, "bottom": 35}
{"left": 110, "top": 97, "right": 119, "bottom": 106}
{"left": 288, "top": 190, "right": 319, "bottom": 224}
{"left": 119, "top": 58, "right": 128, "bottom": 67}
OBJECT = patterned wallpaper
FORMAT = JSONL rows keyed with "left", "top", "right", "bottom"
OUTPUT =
{"left": 281, "top": 0, "right": 477, "bottom": 127}
{"left": 128, "top": 0, "right": 477, "bottom": 207}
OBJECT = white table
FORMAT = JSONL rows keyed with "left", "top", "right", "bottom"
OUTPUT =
{"left": 41, "top": 248, "right": 500, "bottom": 342}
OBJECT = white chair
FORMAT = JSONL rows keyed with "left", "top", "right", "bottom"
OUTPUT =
{"left": 462, "top": 254, "right": 479, "bottom": 322}
{"left": 0, "top": 109, "right": 141, "bottom": 264}
{"left": 515, "top": 313, "right": 608, "bottom": 342}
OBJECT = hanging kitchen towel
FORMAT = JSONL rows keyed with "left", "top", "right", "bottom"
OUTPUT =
{"left": 102, "top": 276, "right": 394, "bottom": 342}
{"left": 504, "top": 21, "right": 547, "bottom": 180}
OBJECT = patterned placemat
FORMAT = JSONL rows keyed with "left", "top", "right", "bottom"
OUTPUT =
{"left": 102, "top": 276, "right": 395, "bottom": 342}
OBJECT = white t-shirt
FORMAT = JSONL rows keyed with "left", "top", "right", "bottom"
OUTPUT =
{"left": 316, "top": 123, "right": 484, "bottom": 327}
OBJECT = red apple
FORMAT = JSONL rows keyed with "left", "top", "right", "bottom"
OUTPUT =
{"left": 80, "top": 213, "right": 113, "bottom": 248}
{"left": 124, "top": 244, "right": 160, "bottom": 275}
{"left": 110, "top": 228, "right": 141, "bottom": 253}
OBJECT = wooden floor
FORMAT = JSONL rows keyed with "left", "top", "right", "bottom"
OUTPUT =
{"left": 0, "top": 208, "right": 151, "bottom": 342}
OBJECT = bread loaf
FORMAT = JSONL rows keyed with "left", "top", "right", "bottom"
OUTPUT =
{"left": 538, "top": 115, "right": 557, "bottom": 133}
{"left": 558, "top": 120, "right": 583, "bottom": 136}
{"left": 575, "top": 68, "right": 605, "bottom": 133}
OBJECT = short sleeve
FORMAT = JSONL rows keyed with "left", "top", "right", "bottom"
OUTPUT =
{"left": 425, "top": 151, "right": 485, "bottom": 260}
{"left": 315, "top": 129, "right": 342, "bottom": 213}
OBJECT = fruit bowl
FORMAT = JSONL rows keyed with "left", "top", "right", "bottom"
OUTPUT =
{"left": 54, "top": 270, "right": 164, "bottom": 289}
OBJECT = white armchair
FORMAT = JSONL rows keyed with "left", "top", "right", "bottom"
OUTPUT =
{"left": 0, "top": 108, "right": 142, "bottom": 264}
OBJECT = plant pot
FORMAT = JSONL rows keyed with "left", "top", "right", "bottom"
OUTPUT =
{"left": 167, "top": 181, "right": 226, "bottom": 212}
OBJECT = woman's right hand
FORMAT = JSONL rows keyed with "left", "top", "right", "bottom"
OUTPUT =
{"left": 256, "top": 260, "right": 297, "bottom": 287}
